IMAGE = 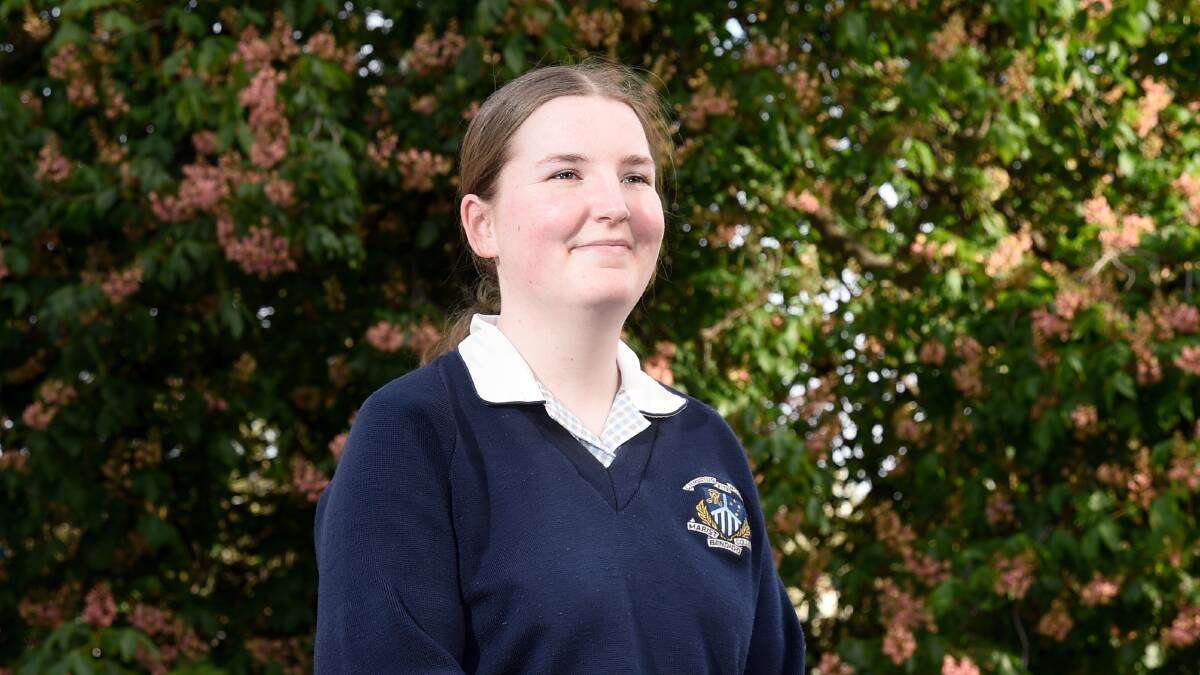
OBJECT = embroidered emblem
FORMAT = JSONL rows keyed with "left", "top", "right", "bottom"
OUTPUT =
{"left": 682, "top": 476, "right": 752, "bottom": 555}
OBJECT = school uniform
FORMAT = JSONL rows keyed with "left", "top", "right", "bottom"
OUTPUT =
{"left": 314, "top": 313, "right": 806, "bottom": 673}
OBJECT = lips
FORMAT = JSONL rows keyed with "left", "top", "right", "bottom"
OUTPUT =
{"left": 576, "top": 240, "right": 632, "bottom": 249}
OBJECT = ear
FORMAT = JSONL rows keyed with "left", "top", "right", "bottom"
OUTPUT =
{"left": 460, "top": 194, "right": 498, "bottom": 259}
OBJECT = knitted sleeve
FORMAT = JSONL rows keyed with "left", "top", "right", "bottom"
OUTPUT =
{"left": 314, "top": 379, "right": 467, "bottom": 674}
{"left": 743, "top": 542, "right": 807, "bottom": 674}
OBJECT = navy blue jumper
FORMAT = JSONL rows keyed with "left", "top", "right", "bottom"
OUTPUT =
{"left": 314, "top": 349, "right": 806, "bottom": 673}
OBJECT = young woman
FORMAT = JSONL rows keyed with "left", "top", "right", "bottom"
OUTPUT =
{"left": 314, "top": 60, "right": 806, "bottom": 674}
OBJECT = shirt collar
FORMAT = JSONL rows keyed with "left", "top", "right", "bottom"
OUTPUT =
{"left": 456, "top": 313, "right": 687, "bottom": 417}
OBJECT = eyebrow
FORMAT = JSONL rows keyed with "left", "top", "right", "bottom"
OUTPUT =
{"left": 535, "top": 153, "right": 654, "bottom": 168}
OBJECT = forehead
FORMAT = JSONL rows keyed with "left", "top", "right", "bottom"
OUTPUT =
{"left": 507, "top": 95, "right": 652, "bottom": 163}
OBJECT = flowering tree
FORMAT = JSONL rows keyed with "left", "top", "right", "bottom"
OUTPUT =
{"left": 1, "top": 0, "right": 1199, "bottom": 673}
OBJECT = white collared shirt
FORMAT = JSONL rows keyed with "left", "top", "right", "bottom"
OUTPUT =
{"left": 457, "top": 313, "right": 687, "bottom": 467}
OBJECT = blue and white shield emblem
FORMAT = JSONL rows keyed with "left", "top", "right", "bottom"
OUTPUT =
{"left": 682, "top": 476, "right": 752, "bottom": 555}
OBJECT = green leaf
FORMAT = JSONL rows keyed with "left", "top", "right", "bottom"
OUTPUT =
{"left": 503, "top": 35, "right": 526, "bottom": 75}
{"left": 1097, "top": 519, "right": 1122, "bottom": 552}
{"left": 97, "top": 10, "right": 137, "bottom": 34}
{"left": 139, "top": 515, "right": 182, "bottom": 552}
{"left": 95, "top": 188, "right": 116, "bottom": 215}
{"left": 836, "top": 11, "right": 867, "bottom": 49}
{"left": 474, "top": 0, "right": 507, "bottom": 33}
{"left": 1113, "top": 371, "right": 1136, "bottom": 400}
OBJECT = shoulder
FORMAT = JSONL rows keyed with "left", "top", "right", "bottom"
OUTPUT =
{"left": 341, "top": 352, "right": 460, "bottom": 465}
{"left": 658, "top": 383, "right": 736, "bottom": 435}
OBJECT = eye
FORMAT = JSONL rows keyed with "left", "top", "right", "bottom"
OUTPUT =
{"left": 623, "top": 174, "right": 651, "bottom": 184}
{"left": 550, "top": 169, "right": 580, "bottom": 180}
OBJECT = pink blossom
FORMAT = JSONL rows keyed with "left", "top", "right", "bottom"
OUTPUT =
{"left": 904, "top": 549, "right": 950, "bottom": 587}
{"left": 741, "top": 38, "right": 786, "bottom": 69}
{"left": 291, "top": 457, "right": 328, "bottom": 502}
{"left": 882, "top": 625, "right": 916, "bottom": 665}
{"left": 47, "top": 43, "right": 81, "bottom": 80}
{"left": 232, "top": 25, "right": 273, "bottom": 73}
{"left": 35, "top": 140, "right": 73, "bottom": 184}
{"left": 329, "top": 432, "right": 348, "bottom": 462}
{"left": 216, "top": 215, "right": 297, "bottom": 279}
{"left": 250, "top": 136, "right": 289, "bottom": 170}
{"left": 1162, "top": 605, "right": 1200, "bottom": 648}
{"left": 239, "top": 68, "right": 290, "bottom": 169}
{"left": 192, "top": 131, "right": 219, "bottom": 156}
{"left": 1082, "top": 195, "right": 1118, "bottom": 229}
{"left": 149, "top": 191, "right": 196, "bottom": 223}
{"left": 992, "top": 549, "right": 1036, "bottom": 599}
{"left": 81, "top": 583, "right": 117, "bottom": 628}
{"left": 954, "top": 336, "right": 983, "bottom": 362}
{"left": 784, "top": 69, "right": 820, "bottom": 111}
{"left": 128, "top": 603, "right": 172, "bottom": 636}
{"left": 103, "top": 80, "right": 130, "bottom": 120}
{"left": 785, "top": 189, "right": 820, "bottom": 214}
{"left": 178, "top": 163, "right": 229, "bottom": 213}
{"left": 1032, "top": 307, "right": 1071, "bottom": 341}
{"left": 367, "top": 129, "right": 399, "bottom": 169}
{"left": 1126, "top": 446, "right": 1156, "bottom": 509}
{"left": 1080, "top": 573, "right": 1121, "bottom": 606}
{"left": 22, "top": 401, "right": 57, "bottom": 430}
{"left": 1099, "top": 213, "right": 1154, "bottom": 252}
{"left": 568, "top": 7, "right": 617, "bottom": 47}
{"left": 805, "top": 418, "right": 840, "bottom": 461}
{"left": 814, "top": 652, "right": 855, "bottom": 675}
{"left": 682, "top": 82, "right": 737, "bottom": 130}
{"left": 644, "top": 341, "right": 677, "bottom": 386}
{"left": 0, "top": 450, "right": 29, "bottom": 473}
{"left": 1036, "top": 600, "right": 1073, "bottom": 641}
{"left": 1134, "top": 76, "right": 1173, "bottom": 138}
{"left": 1054, "top": 287, "right": 1091, "bottom": 321}
{"left": 1168, "top": 442, "right": 1200, "bottom": 490}
{"left": 411, "top": 94, "right": 438, "bottom": 115}
{"left": 942, "top": 655, "right": 981, "bottom": 675}
{"left": 17, "top": 591, "right": 69, "bottom": 629}
{"left": 407, "top": 25, "right": 467, "bottom": 76}
{"left": 19, "top": 89, "right": 43, "bottom": 115}
{"left": 1175, "top": 345, "right": 1200, "bottom": 376}
{"left": 928, "top": 14, "right": 968, "bottom": 60}
{"left": 1070, "top": 404, "right": 1099, "bottom": 431}
{"left": 919, "top": 340, "right": 947, "bottom": 365}
{"left": 1153, "top": 300, "right": 1199, "bottom": 335}
{"left": 0, "top": 245, "right": 9, "bottom": 281}
{"left": 305, "top": 30, "right": 338, "bottom": 60}
{"left": 985, "top": 491, "right": 1014, "bottom": 526}
{"left": 984, "top": 230, "right": 1031, "bottom": 276}
{"left": 1174, "top": 171, "right": 1200, "bottom": 225}
{"left": 365, "top": 321, "right": 405, "bottom": 352}
{"left": 395, "top": 148, "right": 453, "bottom": 191}
{"left": 38, "top": 379, "right": 77, "bottom": 406}
{"left": 265, "top": 177, "right": 295, "bottom": 207}
{"left": 101, "top": 264, "right": 143, "bottom": 304}
{"left": 408, "top": 321, "right": 442, "bottom": 355}
{"left": 951, "top": 362, "right": 984, "bottom": 398}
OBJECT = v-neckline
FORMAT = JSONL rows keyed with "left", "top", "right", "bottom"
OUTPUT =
{"left": 523, "top": 406, "right": 658, "bottom": 513}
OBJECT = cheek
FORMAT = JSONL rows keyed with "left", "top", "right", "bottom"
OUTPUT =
{"left": 497, "top": 197, "right": 575, "bottom": 283}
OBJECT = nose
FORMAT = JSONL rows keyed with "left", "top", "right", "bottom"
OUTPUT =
{"left": 590, "top": 177, "right": 631, "bottom": 224}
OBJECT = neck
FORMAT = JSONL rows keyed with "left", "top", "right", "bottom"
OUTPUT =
{"left": 495, "top": 303, "right": 627, "bottom": 415}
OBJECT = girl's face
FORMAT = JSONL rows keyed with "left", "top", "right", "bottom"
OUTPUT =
{"left": 475, "top": 95, "right": 665, "bottom": 317}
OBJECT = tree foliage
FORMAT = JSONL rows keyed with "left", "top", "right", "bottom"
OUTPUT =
{"left": 2, "top": 0, "right": 1200, "bottom": 673}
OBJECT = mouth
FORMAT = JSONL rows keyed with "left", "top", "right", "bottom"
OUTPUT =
{"left": 575, "top": 240, "right": 632, "bottom": 250}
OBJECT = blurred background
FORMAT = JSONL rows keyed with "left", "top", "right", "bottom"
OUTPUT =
{"left": 2, "top": 0, "right": 1200, "bottom": 673}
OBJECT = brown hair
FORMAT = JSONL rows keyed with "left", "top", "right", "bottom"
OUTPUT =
{"left": 422, "top": 57, "right": 676, "bottom": 364}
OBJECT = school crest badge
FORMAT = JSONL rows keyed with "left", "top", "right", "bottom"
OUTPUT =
{"left": 682, "top": 476, "right": 752, "bottom": 556}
